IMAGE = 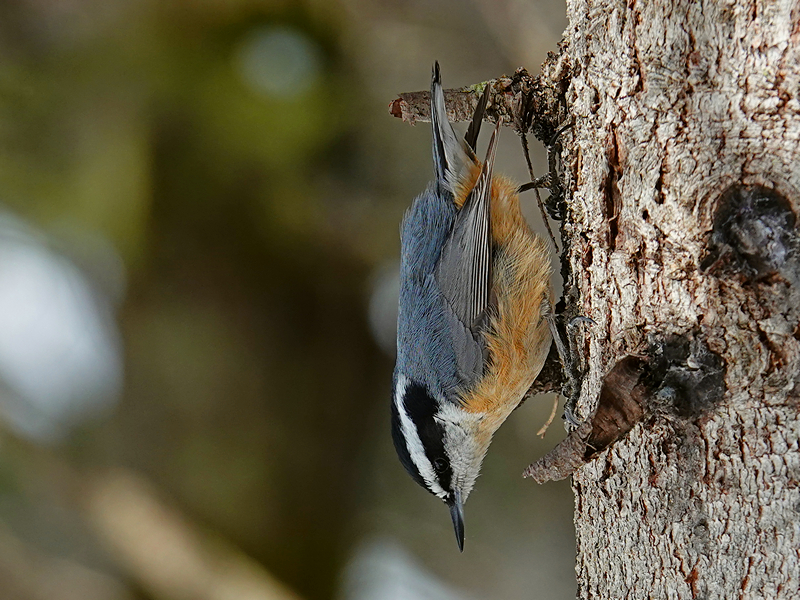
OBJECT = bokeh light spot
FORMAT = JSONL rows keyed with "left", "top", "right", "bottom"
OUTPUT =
{"left": 0, "top": 213, "right": 123, "bottom": 442}
{"left": 234, "top": 25, "right": 322, "bottom": 99}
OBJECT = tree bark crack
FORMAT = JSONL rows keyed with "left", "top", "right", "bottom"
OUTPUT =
{"left": 560, "top": 0, "right": 800, "bottom": 597}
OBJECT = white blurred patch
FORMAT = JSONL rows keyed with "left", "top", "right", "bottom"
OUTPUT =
{"left": 0, "top": 213, "right": 123, "bottom": 443}
{"left": 367, "top": 262, "right": 399, "bottom": 358}
{"left": 339, "top": 537, "right": 471, "bottom": 600}
{"left": 234, "top": 25, "right": 322, "bottom": 99}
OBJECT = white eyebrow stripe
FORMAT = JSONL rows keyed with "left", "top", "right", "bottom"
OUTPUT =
{"left": 394, "top": 374, "right": 447, "bottom": 499}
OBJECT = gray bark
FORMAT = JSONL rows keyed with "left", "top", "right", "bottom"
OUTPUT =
{"left": 556, "top": 0, "right": 800, "bottom": 598}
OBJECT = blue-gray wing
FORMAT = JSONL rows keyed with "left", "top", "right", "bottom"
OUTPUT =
{"left": 434, "top": 124, "right": 500, "bottom": 378}
{"left": 396, "top": 187, "right": 482, "bottom": 400}
{"left": 396, "top": 66, "right": 497, "bottom": 399}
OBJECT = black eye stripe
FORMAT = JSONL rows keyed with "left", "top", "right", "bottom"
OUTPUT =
{"left": 401, "top": 382, "right": 453, "bottom": 493}
{"left": 391, "top": 396, "right": 426, "bottom": 489}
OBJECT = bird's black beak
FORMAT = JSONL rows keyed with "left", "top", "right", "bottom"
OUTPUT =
{"left": 448, "top": 489, "right": 465, "bottom": 552}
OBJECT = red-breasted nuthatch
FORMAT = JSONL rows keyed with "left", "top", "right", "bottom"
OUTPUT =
{"left": 391, "top": 63, "right": 553, "bottom": 551}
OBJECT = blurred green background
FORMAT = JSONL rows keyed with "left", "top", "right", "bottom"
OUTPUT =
{"left": 0, "top": 1, "right": 573, "bottom": 599}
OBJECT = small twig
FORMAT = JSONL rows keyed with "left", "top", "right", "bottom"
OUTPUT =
{"left": 389, "top": 87, "right": 485, "bottom": 125}
{"left": 536, "top": 394, "right": 560, "bottom": 438}
{"left": 520, "top": 132, "right": 560, "bottom": 252}
{"left": 388, "top": 68, "right": 549, "bottom": 137}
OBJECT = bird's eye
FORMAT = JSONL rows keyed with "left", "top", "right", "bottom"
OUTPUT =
{"left": 433, "top": 458, "right": 447, "bottom": 472}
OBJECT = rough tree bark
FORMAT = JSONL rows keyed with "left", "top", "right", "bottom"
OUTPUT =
{"left": 389, "top": 0, "right": 800, "bottom": 598}
{"left": 557, "top": 0, "right": 800, "bottom": 598}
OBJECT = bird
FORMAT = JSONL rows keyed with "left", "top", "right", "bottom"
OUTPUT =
{"left": 391, "top": 62, "right": 554, "bottom": 551}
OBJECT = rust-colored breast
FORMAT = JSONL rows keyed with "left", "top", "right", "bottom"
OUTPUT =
{"left": 454, "top": 171, "right": 553, "bottom": 437}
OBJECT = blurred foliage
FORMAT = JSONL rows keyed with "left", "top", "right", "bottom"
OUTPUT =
{"left": 0, "top": 1, "right": 572, "bottom": 599}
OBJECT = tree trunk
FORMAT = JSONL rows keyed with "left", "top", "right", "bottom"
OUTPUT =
{"left": 555, "top": 0, "right": 800, "bottom": 597}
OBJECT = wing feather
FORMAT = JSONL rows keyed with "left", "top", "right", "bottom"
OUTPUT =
{"left": 463, "top": 84, "right": 490, "bottom": 157}
{"left": 431, "top": 62, "right": 469, "bottom": 197}
{"left": 435, "top": 122, "right": 500, "bottom": 334}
